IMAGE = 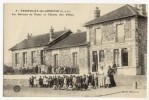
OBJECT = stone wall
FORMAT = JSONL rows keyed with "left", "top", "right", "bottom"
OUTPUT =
{"left": 45, "top": 46, "right": 89, "bottom": 74}
{"left": 87, "top": 17, "right": 138, "bottom": 75}
{"left": 12, "top": 47, "right": 44, "bottom": 68}
{"left": 125, "top": 18, "right": 132, "bottom": 39}
{"left": 79, "top": 47, "right": 89, "bottom": 74}
{"left": 60, "top": 48, "right": 72, "bottom": 66}
{"left": 89, "top": 45, "right": 135, "bottom": 74}
{"left": 11, "top": 46, "right": 89, "bottom": 74}
{"left": 102, "top": 21, "right": 115, "bottom": 42}
{"left": 136, "top": 16, "right": 147, "bottom": 74}
{"left": 87, "top": 17, "right": 135, "bottom": 46}
{"left": 45, "top": 51, "right": 52, "bottom": 66}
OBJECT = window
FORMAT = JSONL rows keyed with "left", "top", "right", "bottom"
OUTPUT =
{"left": 23, "top": 52, "right": 27, "bottom": 67}
{"left": 113, "top": 49, "right": 119, "bottom": 67}
{"left": 92, "top": 51, "right": 98, "bottom": 72}
{"left": 15, "top": 53, "right": 19, "bottom": 67}
{"left": 95, "top": 28, "right": 102, "bottom": 44}
{"left": 99, "top": 50, "right": 104, "bottom": 62}
{"left": 72, "top": 52, "right": 77, "bottom": 66}
{"left": 54, "top": 54, "right": 58, "bottom": 67}
{"left": 41, "top": 50, "right": 45, "bottom": 64}
{"left": 121, "top": 48, "right": 128, "bottom": 66}
{"left": 116, "top": 24, "right": 124, "bottom": 42}
{"left": 31, "top": 51, "right": 36, "bottom": 65}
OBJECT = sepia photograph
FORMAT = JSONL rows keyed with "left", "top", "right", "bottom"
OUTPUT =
{"left": 3, "top": 3, "right": 147, "bottom": 97}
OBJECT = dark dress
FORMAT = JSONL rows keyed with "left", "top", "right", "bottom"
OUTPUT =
{"left": 88, "top": 75, "right": 92, "bottom": 84}
{"left": 107, "top": 68, "right": 116, "bottom": 87}
{"left": 39, "top": 77, "right": 43, "bottom": 87}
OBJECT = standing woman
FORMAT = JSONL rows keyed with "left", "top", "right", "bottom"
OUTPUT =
{"left": 107, "top": 66, "right": 116, "bottom": 87}
{"left": 63, "top": 76, "right": 68, "bottom": 90}
{"left": 98, "top": 66, "right": 105, "bottom": 88}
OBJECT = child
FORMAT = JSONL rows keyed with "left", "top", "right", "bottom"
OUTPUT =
{"left": 35, "top": 79, "right": 38, "bottom": 87}
{"left": 63, "top": 83, "right": 68, "bottom": 90}
{"left": 62, "top": 77, "right": 68, "bottom": 90}
{"left": 45, "top": 77, "right": 48, "bottom": 87}
{"left": 88, "top": 83, "right": 93, "bottom": 90}
{"left": 72, "top": 83, "right": 76, "bottom": 90}
{"left": 105, "top": 74, "right": 111, "bottom": 88}
{"left": 29, "top": 78, "right": 32, "bottom": 87}
{"left": 82, "top": 82, "right": 87, "bottom": 91}
{"left": 43, "top": 77, "right": 46, "bottom": 87}
{"left": 52, "top": 84, "right": 57, "bottom": 90}
{"left": 33, "top": 77, "right": 37, "bottom": 87}
{"left": 67, "top": 82, "right": 73, "bottom": 91}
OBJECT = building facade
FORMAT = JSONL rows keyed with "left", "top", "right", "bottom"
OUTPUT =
{"left": 10, "top": 29, "right": 89, "bottom": 74}
{"left": 84, "top": 4, "right": 147, "bottom": 75}
{"left": 44, "top": 31, "right": 89, "bottom": 74}
{"left": 9, "top": 4, "right": 147, "bottom": 75}
{"left": 10, "top": 30, "right": 70, "bottom": 69}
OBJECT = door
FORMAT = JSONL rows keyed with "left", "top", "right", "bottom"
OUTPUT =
{"left": 92, "top": 51, "right": 98, "bottom": 72}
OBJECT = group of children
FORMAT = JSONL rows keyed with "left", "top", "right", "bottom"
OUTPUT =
{"left": 29, "top": 72, "right": 113, "bottom": 91}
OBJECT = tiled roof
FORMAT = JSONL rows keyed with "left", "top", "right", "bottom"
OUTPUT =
{"left": 45, "top": 32, "right": 87, "bottom": 50}
{"left": 84, "top": 4, "right": 144, "bottom": 26}
{"left": 10, "top": 31, "right": 67, "bottom": 51}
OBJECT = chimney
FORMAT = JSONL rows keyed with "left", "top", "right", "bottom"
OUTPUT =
{"left": 49, "top": 26, "right": 54, "bottom": 41}
{"left": 27, "top": 33, "right": 32, "bottom": 39}
{"left": 135, "top": 4, "right": 146, "bottom": 16}
{"left": 64, "top": 27, "right": 66, "bottom": 30}
{"left": 94, "top": 7, "right": 100, "bottom": 19}
{"left": 77, "top": 29, "right": 81, "bottom": 32}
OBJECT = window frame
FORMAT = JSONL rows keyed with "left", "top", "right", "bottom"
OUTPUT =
{"left": 95, "top": 28, "right": 102, "bottom": 44}
{"left": 113, "top": 49, "right": 119, "bottom": 67}
{"left": 23, "top": 52, "right": 27, "bottom": 67}
{"left": 92, "top": 51, "right": 98, "bottom": 72}
{"left": 41, "top": 50, "right": 46, "bottom": 64}
{"left": 116, "top": 23, "right": 125, "bottom": 42}
{"left": 72, "top": 52, "right": 78, "bottom": 66}
{"left": 54, "top": 54, "right": 58, "bottom": 67}
{"left": 121, "top": 48, "right": 128, "bottom": 67}
{"left": 31, "top": 51, "right": 36, "bottom": 65}
{"left": 15, "top": 53, "right": 19, "bottom": 67}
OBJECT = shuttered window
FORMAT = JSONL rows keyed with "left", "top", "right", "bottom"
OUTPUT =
{"left": 116, "top": 24, "right": 124, "bottom": 42}
{"left": 23, "top": 52, "right": 27, "bottom": 67}
{"left": 95, "top": 28, "right": 102, "bottom": 44}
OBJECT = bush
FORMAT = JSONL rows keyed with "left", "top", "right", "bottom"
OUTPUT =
{"left": 3, "top": 65, "right": 14, "bottom": 74}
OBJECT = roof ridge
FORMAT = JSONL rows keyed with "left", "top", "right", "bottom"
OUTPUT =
{"left": 31, "top": 30, "right": 67, "bottom": 38}
{"left": 126, "top": 4, "right": 138, "bottom": 15}
{"left": 71, "top": 31, "right": 86, "bottom": 34}
{"left": 96, "top": 4, "right": 127, "bottom": 20}
{"left": 84, "top": 4, "right": 138, "bottom": 26}
{"left": 46, "top": 29, "right": 72, "bottom": 45}
{"left": 10, "top": 30, "right": 68, "bottom": 51}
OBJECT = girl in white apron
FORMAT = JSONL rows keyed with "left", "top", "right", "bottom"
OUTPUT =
{"left": 98, "top": 67, "right": 105, "bottom": 88}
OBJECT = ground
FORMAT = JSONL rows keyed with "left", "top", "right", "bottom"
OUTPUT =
{"left": 3, "top": 85, "right": 146, "bottom": 97}
{"left": 3, "top": 75, "right": 147, "bottom": 97}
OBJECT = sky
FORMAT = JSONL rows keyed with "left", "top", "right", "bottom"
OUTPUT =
{"left": 4, "top": 4, "right": 137, "bottom": 65}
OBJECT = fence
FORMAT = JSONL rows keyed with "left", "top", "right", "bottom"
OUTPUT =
{"left": 4, "top": 65, "right": 79, "bottom": 75}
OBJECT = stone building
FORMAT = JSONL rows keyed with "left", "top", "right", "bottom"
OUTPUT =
{"left": 10, "top": 29, "right": 70, "bottom": 68}
{"left": 10, "top": 28, "right": 89, "bottom": 74}
{"left": 9, "top": 4, "right": 147, "bottom": 75}
{"left": 44, "top": 31, "right": 89, "bottom": 74}
{"left": 84, "top": 4, "right": 147, "bottom": 75}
